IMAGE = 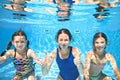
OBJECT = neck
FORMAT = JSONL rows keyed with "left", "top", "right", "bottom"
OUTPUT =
{"left": 16, "top": 48, "right": 26, "bottom": 55}
{"left": 59, "top": 46, "right": 69, "bottom": 55}
{"left": 59, "top": 47, "right": 70, "bottom": 59}
{"left": 95, "top": 50, "right": 105, "bottom": 59}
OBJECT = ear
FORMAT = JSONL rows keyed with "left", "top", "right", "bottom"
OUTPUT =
{"left": 26, "top": 40, "right": 29, "bottom": 48}
{"left": 12, "top": 40, "right": 14, "bottom": 45}
{"left": 26, "top": 40, "right": 28, "bottom": 43}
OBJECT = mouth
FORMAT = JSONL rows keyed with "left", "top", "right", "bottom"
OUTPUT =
{"left": 97, "top": 46, "right": 104, "bottom": 50}
{"left": 61, "top": 45, "right": 67, "bottom": 48}
{"left": 17, "top": 46, "right": 24, "bottom": 50}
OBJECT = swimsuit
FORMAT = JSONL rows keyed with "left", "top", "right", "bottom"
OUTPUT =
{"left": 56, "top": 46, "right": 79, "bottom": 80}
{"left": 13, "top": 49, "right": 34, "bottom": 78}
{"left": 53, "top": 0, "right": 74, "bottom": 4}
{"left": 89, "top": 54, "right": 108, "bottom": 80}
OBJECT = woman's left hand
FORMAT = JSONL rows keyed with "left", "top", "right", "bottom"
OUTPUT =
{"left": 74, "top": 58, "right": 81, "bottom": 66}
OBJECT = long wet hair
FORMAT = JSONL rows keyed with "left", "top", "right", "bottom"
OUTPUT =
{"left": 0, "top": 29, "right": 29, "bottom": 56}
{"left": 93, "top": 32, "right": 108, "bottom": 51}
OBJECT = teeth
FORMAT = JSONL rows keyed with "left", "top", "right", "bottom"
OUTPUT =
{"left": 62, "top": 45, "right": 66, "bottom": 47}
{"left": 98, "top": 47, "right": 104, "bottom": 50}
{"left": 97, "top": 47, "right": 102, "bottom": 49}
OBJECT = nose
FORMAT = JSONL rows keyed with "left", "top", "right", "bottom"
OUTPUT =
{"left": 17, "top": 42, "right": 22, "bottom": 46}
{"left": 97, "top": 42, "right": 104, "bottom": 47}
{"left": 61, "top": 40, "right": 66, "bottom": 45}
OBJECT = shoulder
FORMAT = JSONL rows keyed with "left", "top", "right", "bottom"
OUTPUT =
{"left": 72, "top": 46, "right": 80, "bottom": 52}
{"left": 4, "top": 4, "right": 12, "bottom": 9}
{"left": 51, "top": 49, "right": 57, "bottom": 58}
{"left": 71, "top": 46, "right": 81, "bottom": 57}
{"left": 85, "top": 50, "right": 94, "bottom": 59}
{"left": 27, "top": 49, "right": 35, "bottom": 55}
{"left": 7, "top": 49, "right": 14, "bottom": 54}
{"left": 87, "top": 50, "right": 93, "bottom": 55}
{"left": 27, "top": 49, "right": 34, "bottom": 52}
{"left": 46, "top": 0, "right": 54, "bottom": 3}
{"left": 105, "top": 53, "right": 115, "bottom": 60}
{"left": 5, "top": 49, "right": 15, "bottom": 57}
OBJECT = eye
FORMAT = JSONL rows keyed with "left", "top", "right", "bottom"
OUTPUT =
{"left": 59, "top": 39, "right": 63, "bottom": 41}
{"left": 101, "top": 41, "right": 105, "bottom": 44}
{"left": 64, "top": 39, "right": 68, "bottom": 41}
{"left": 21, "top": 41, "right": 25, "bottom": 43}
{"left": 95, "top": 42, "right": 99, "bottom": 44}
{"left": 15, "top": 41, "right": 19, "bottom": 43}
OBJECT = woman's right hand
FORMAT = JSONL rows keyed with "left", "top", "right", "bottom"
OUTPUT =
{"left": 42, "top": 51, "right": 54, "bottom": 75}
{"left": 43, "top": 51, "right": 50, "bottom": 63}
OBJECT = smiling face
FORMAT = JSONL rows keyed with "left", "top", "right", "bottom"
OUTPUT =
{"left": 56, "top": 29, "right": 72, "bottom": 49}
{"left": 93, "top": 32, "right": 107, "bottom": 54}
{"left": 58, "top": 33, "right": 70, "bottom": 49}
{"left": 58, "top": 2, "right": 70, "bottom": 11}
{"left": 12, "top": 36, "right": 27, "bottom": 51}
{"left": 94, "top": 37, "right": 106, "bottom": 53}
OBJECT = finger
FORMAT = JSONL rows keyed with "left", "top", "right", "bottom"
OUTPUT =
{"left": 44, "top": 50, "right": 48, "bottom": 55}
{"left": 44, "top": 52, "right": 47, "bottom": 55}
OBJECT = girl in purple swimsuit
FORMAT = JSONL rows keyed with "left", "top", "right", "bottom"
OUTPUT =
{"left": 0, "top": 29, "right": 43, "bottom": 80}
{"left": 42, "top": 28, "right": 84, "bottom": 80}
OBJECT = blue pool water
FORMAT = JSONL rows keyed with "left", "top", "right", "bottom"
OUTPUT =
{"left": 0, "top": 0, "right": 120, "bottom": 80}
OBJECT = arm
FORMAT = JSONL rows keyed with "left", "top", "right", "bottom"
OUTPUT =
{"left": 73, "top": 47, "right": 84, "bottom": 79}
{"left": 24, "top": 7, "right": 34, "bottom": 12}
{"left": 74, "top": 0, "right": 80, "bottom": 4}
{"left": 84, "top": 0, "right": 93, "bottom": 3}
{"left": 85, "top": 0, "right": 99, "bottom": 4}
{"left": 27, "top": 0, "right": 36, "bottom": 2}
{"left": 28, "top": 49, "right": 43, "bottom": 65}
{"left": 106, "top": 53, "right": 120, "bottom": 80}
{"left": 84, "top": 51, "right": 92, "bottom": 80}
{"left": 42, "top": 50, "right": 56, "bottom": 75}
{"left": 4, "top": 4, "right": 13, "bottom": 10}
{"left": 0, "top": 50, "right": 12, "bottom": 63}
{"left": 43, "top": 8, "right": 56, "bottom": 14}
{"left": 0, "top": 56, "right": 7, "bottom": 63}
{"left": 46, "top": 0, "right": 53, "bottom": 3}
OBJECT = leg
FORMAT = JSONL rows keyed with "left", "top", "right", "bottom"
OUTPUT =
{"left": 98, "top": 73, "right": 113, "bottom": 80}
{"left": 76, "top": 76, "right": 81, "bottom": 80}
{"left": 28, "top": 72, "right": 35, "bottom": 80}
{"left": 13, "top": 74, "right": 23, "bottom": 80}
{"left": 103, "top": 76, "right": 113, "bottom": 80}
{"left": 36, "top": 75, "right": 41, "bottom": 80}
{"left": 57, "top": 74, "right": 63, "bottom": 80}
{"left": 57, "top": 74, "right": 81, "bottom": 80}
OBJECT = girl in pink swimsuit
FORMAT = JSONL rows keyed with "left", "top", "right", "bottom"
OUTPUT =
{"left": 84, "top": 32, "right": 120, "bottom": 80}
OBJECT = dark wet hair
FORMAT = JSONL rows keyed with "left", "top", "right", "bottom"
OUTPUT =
{"left": 0, "top": 29, "right": 29, "bottom": 56}
{"left": 12, "top": 29, "right": 27, "bottom": 40}
{"left": 93, "top": 32, "right": 108, "bottom": 51}
{"left": 56, "top": 28, "right": 72, "bottom": 42}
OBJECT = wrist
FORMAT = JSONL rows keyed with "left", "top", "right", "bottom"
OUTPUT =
{"left": 116, "top": 75, "right": 120, "bottom": 79}
{"left": 3, "top": 56, "right": 6, "bottom": 59}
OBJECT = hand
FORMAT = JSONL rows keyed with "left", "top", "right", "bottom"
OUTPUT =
{"left": 116, "top": 74, "right": 120, "bottom": 80}
{"left": 74, "top": 57, "right": 84, "bottom": 74}
{"left": 74, "top": 58, "right": 81, "bottom": 66}
{"left": 84, "top": 70, "right": 89, "bottom": 80}
{"left": 43, "top": 51, "right": 52, "bottom": 65}
{"left": 39, "top": 59, "right": 45, "bottom": 65}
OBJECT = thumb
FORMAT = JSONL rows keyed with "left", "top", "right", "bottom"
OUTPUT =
{"left": 44, "top": 50, "right": 48, "bottom": 56}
